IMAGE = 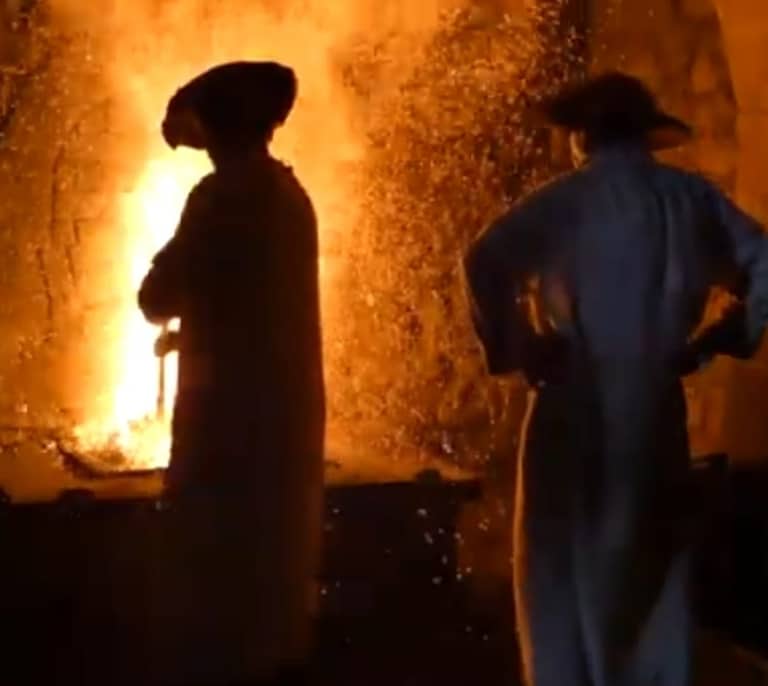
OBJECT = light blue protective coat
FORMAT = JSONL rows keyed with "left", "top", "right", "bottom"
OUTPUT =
{"left": 465, "top": 144, "right": 768, "bottom": 686}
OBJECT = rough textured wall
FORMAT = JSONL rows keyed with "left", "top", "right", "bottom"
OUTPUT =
{"left": 0, "top": 1, "right": 154, "bottom": 498}
{"left": 590, "top": 0, "right": 737, "bottom": 188}
{"left": 0, "top": 3, "right": 120, "bottom": 427}
{"left": 717, "top": 0, "right": 768, "bottom": 222}
{"left": 707, "top": 0, "right": 768, "bottom": 463}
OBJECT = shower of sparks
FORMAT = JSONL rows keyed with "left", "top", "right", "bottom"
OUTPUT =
{"left": 66, "top": 0, "right": 577, "bottom": 472}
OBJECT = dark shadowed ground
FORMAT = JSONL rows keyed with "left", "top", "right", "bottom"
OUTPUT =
{"left": 1, "top": 469, "right": 767, "bottom": 686}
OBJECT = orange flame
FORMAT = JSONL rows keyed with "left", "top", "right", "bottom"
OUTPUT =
{"left": 66, "top": 0, "right": 463, "bottom": 471}
{"left": 74, "top": 149, "right": 211, "bottom": 469}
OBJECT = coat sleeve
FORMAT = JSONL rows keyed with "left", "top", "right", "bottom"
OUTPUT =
{"left": 464, "top": 195, "right": 551, "bottom": 376}
{"left": 707, "top": 184, "right": 768, "bottom": 357}
{"left": 138, "top": 237, "right": 184, "bottom": 324}
{"left": 137, "top": 181, "right": 210, "bottom": 324}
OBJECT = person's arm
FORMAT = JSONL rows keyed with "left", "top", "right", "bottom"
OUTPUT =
{"left": 464, "top": 191, "right": 555, "bottom": 378}
{"left": 137, "top": 180, "right": 210, "bottom": 325}
{"left": 708, "top": 185, "right": 768, "bottom": 358}
{"left": 687, "top": 184, "right": 768, "bottom": 368}
{"left": 138, "top": 239, "right": 185, "bottom": 324}
{"left": 464, "top": 216, "right": 527, "bottom": 376}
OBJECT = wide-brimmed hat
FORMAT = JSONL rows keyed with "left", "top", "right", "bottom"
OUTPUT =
{"left": 162, "top": 61, "right": 297, "bottom": 150}
{"left": 534, "top": 72, "right": 692, "bottom": 150}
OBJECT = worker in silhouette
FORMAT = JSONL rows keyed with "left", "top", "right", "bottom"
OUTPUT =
{"left": 464, "top": 72, "right": 768, "bottom": 686}
{"left": 138, "top": 61, "right": 324, "bottom": 686}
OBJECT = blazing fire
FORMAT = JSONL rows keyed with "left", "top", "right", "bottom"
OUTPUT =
{"left": 73, "top": 149, "right": 210, "bottom": 469}
{"left": 61, "top": 0, "right": 453, "bottom": 472}
{"left": 64, "top": 0, "right": 370, "bottom": 471}
{"left": 49, "top": 0, "right": 556, "bottom": 475}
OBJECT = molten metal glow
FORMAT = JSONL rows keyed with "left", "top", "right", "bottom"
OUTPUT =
{"left": 66, "top": 0, "right": 539, "bottom": 472}
{"left": 64, "top": 0, "right": 398, "bottom": 471}
{"left": 75, "top": 149, "right": 211, "bottom": 469}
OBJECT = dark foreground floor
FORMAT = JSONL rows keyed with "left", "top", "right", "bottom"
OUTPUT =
{"left": 1, "top": 471, "right": 767, "bottom": 685}
{"left": 1, "top": 480, "right": 518, "bottom": 686}
{"left": 314, "top": 594, "right": 517, "bottom": 686}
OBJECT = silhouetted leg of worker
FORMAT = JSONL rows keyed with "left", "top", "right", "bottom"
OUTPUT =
{"left": 513, "top": 387, "right": 590, "bottom": 686}
{"left": 569, "top": 362, "right": 692, "bottom": 686}
{"left": 513, "top": 360, "right": 693, "bottom": 686}
{"left": 629, "top": 548, "right": 692, "bottom": 686}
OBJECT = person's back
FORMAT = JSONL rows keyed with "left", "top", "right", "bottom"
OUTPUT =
{"left": 149, "top": 153, "right": 324, "bottom": 496}
{"left": 464, "top": 73, "right": 768, "bottom": 686}
{"left": 136, "top": 61, "right": 325, "bottom": 686}
{"left": 518, "top": 146, "right": 763, "bottom": 365}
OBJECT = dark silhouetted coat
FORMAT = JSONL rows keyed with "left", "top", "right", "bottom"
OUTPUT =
{"left": 138, "top": 152, "right": 325, "bottom": 685}
{"left": 465, "top": 145, "right": 768, "bottom": 686}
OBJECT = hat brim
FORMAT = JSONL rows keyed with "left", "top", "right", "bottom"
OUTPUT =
{"left": 530, "top": 96, "right": 693, "bottom": 151}
{"left": 645, "top": 114, "right": 693, "bottom": 151}
{"left": 162, "top": 61, "right": 297, "bottom": 150}
{"left": 162, "top": 109, "right": 208, "bottom": 150}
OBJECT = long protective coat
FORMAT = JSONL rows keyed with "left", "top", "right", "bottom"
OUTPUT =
{"left": 138, "top": 152, "right": 325, "bottom": 685}
{"left": 465, "top": 145, "right": 768, "bottom": 686}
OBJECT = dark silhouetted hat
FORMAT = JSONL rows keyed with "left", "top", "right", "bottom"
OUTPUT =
{"left": 162, "top": 61, "right": 297, "bottom": 150}
{"left": 535, "top": 71, "right": 692, "bottom": 150}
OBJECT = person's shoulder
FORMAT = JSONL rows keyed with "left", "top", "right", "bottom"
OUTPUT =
{"left": 529, "top": 169, "right": 585, "bottom": 200}
{"left": 270, "top": 157, "right": 304, "bottom": 192}
{"left": 505, "top": 169, "right": 587, "bottom": 221}
{"left": 175, "top": 173, "right": 217, "bottom": 226}
{"left": 191, "top": 171, "right": 217, "bottom": 191}
{"left": 652, "top": 163, "right": 764, "bottom": 230}
{"left": 186, "top": 172, "right": 218, "bottom": 204}
{"left": 272, "top": 158, "right": 315, "bottom": 210}
{"left": 652, "top": 161, "right": 720, "bottom": 196}
{"left": 254, "top": 157, "right": 317, "bottom": 241}
{"left": 474, "top": 172, "right": 580, "bottom": 248}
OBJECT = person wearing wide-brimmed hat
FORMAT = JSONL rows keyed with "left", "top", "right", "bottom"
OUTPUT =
{"left": 464, "top": 72, "right": 768, "bottom": 686}
{"left": 138, "top": 61, "right": 324, "bottom": 686}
